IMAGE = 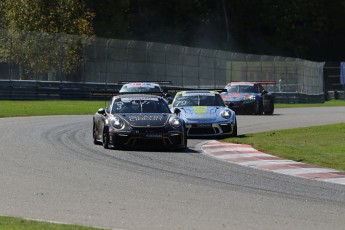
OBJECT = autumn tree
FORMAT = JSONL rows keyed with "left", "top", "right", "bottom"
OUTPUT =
{"left": 0, "top": 0, "right": 95, "bottom": 80}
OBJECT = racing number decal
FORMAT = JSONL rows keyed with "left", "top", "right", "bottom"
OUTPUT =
{"left": 115, "top": 102, "right": 124, "bottom": 111}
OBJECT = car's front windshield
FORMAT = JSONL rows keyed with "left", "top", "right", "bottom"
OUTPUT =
{"left": 173, "top": 93, "right": 225, "bottom": 107}
{"left": 227, "top": 85, "right": 258, "bottom": 93}
{"left": 112, "top": 97, "right": 171, "bottom": 113}
{"left": 120, "top": 85, "right": 162, "bottom": 93}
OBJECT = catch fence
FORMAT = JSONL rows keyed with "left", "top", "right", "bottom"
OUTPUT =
{"left": 0, "top": 29, "right": 325, "bottom": 98}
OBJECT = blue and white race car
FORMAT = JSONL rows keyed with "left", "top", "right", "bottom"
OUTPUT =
{"left": 171, "top": 90, "right": 237, "bottom": 137}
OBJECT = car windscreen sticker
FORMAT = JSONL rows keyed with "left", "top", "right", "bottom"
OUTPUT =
{"left": 121, "top": 98, "right": 159, "bottom": 102}
{"left": 230, "top": 82, "right": 254, "bottom": 86}
{"left": 114, "top": 101, "right": 124, "bottom": 110}
{"left": 128, "top": 83, "right": 155, "bottom": 88}
{"left": 182, "top": 93, "right": 214, "bottom": 97}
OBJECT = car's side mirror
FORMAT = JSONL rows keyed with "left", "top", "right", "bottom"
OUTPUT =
{"left": 97, "top": 108, "right": 106, "bottom": 115}
{"left": 261, "top": 90, "right": 268, "bottom": 95}
{"left": 228, "top": 103, "right": 234, "bottom": 110}
{"left": 174, "top": 108, "right": 181, "bottom": 115}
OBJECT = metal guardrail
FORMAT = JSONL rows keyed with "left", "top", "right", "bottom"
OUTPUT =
{"left": 0, "top": 80, "right": 325, "bottom": 103}
{"left": 0, "top": 80, "right": 120, "bottom": 100}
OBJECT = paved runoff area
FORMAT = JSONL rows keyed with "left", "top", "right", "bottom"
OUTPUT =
{"left": 201, "top": 141, "right": 345, "bottom": 186}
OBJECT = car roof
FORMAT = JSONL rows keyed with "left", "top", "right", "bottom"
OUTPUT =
{"left": 176, "top": 90, "right": 219, "bottom": 95}
{"left": 121, "top": 82, "right": 161, "bottom": 88}
{"left": 227, "top": 82, "right": 256, "bottom": 86}
{"left": 114, "top": 94, "right": 163, "bottom": 99}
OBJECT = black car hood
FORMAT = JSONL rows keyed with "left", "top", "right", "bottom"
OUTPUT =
{"left": 119, "top": 113, "right": 171, "bottom": 127}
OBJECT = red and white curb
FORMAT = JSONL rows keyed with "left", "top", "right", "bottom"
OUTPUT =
{"left": 201, "top": 141, "right": 345, "bottom": 186}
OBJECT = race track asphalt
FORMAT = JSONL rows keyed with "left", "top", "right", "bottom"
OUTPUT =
{"left": 0, "top": 107, "right": 344, "bottom": 230}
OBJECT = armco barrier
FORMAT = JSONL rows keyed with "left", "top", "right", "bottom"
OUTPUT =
{"left": 0, "top": 80, "right": 325, "bottom": 103}
{"left": 0, "top": 80, "right": 121, "bottom": 100}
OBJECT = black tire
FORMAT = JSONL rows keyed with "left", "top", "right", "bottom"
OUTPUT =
{"left": 176, "top": 130, "right": 188, "bottom": 150}
{"left": 102, "top": 127, "right": 110, "bottom": 149}
{"left": 93, "top": 123, "right": 98, "bottom": 145}
{"left": 254, "top": 101, "right": 263, "bottom": 115}
{"left": 264, "top": 100, "right": 274, "bottom": 115}
{"left": 183, "top": 136, "right": 188, "bottom": 149}
{"left": 232, "top": 120, "right": 238, "bottom": 137}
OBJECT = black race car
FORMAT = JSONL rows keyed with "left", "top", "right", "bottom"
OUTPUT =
{"left": 93, "top": 94, "right": 187, "bottom": 150}
{"left": 220, "top": 81, "right": 274, "bottom": 115}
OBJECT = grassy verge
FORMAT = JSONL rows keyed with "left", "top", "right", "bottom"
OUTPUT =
{"left": 275, "top": 99, "right": 345, "bottom": 108}
{"left": 1, "top": 99, "right": 345, "bottom": 118}
{"left": 223, "top": 123, "right": 345, "bottom": 171}
{"left": 0, "top": 100, "right": 106, "bottom": 117}
{"left": 0, "top": 216, "right": 106, "bottom": 230}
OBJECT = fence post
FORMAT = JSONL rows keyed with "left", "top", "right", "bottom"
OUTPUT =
{"left": 9, "top": 30, "right": 13, "bottom": 83}
{"left": 59, "top": 35, "right": 64, "bottom": 83}
{"left": 182, "top": 47, "right": 186, "bottom": 88}
{"left": 245, "top": 54, "right": 250, "bottom": 81}
{"left": 104, "top": 39, "right": 111, "bottom": 88}
{"left": 198, "top": 49, "right": 201, "bottom": 88}
{"left": 260, "top": 56, "right": 265, "bottom": 81}
{"left": 213, "top": 50, "right": 219, "bottom": 88}
{"left": 145, "top": 42, "right": 151, "bottom": 81}
{"left": 163, "top": 44, "right": 170, "bottom": 83}
{"left": 125, "top": 41, "right": 130, "bottom": 81}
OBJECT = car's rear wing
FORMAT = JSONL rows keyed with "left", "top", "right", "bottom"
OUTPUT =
{"left": 228, "top": 81, "right": 276, "bottom": 85}
{"left": 253, "top": 81, "right": 276, "bottom": 85}
{"left": 117, "top": 81, "right": 173, "bottom": 85}
{"left": 90, "top": 91, "right": 167, "bottom": 97}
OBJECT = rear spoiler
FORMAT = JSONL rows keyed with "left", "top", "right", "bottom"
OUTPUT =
{"left": 117, "top": 81, "right": 173, "bottom": 85}
{"left": 253, "top": 81, "right": 276, "bottom": 85}
{"left": 215, "top": 89, "right": 227, "bottom": 93}
{"left": 90, "top": 91, "right": 167, "bottom": 97}
{"left": 228, "top": 81, "right": 276, "bottom": 85}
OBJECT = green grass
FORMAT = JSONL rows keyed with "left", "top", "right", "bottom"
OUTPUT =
{"left": 275, "top": 99, "right": 345, "bottom": 108}
{"left": 0, "top": 216, "right": 106, "bottom": 230}
{"left": 0, "top": 100, "right": 106, "bottom": 117}
{"left": 223, "top": 123, "right": 345, "bottom": 171}
{"left": 0, "top": 99, "right": 345, "bottom": 118}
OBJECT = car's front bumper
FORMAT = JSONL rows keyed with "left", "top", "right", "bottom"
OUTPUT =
{"left": 108, "top": 128, "right": 186, "bottom": 149}
{"left": 226, "top": 100, "right": 256, "bottom": 114}
{"left": 185, "top": 122, "right": 235, "bottom": 137}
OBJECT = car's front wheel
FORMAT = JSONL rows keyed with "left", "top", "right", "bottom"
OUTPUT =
{"left": 93, "top": 123, "right": 99, "bottom": 145}
{"left": 102, "top": 127, "right": 110, "bottom": 149}
{"left": 232, "top": 120, "right": 238, "bottom": 137}
{"left": 264, "top": 100, "right": 274, "bottom": 115}
{"left": 254, "top": 101, "right": 263, "bottom": 115}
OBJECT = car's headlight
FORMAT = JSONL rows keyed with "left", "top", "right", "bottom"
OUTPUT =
{"left": 110, "top": 117, "right": 125, "bottom": 129}
{"left": 221, "top": 110, "right": 231, "bottom": 119}
{"left": 169, "top": 117, "right": 182, "bottom": 128}
{"left": 244, "top": 95, "right": 256, "bottom": 101}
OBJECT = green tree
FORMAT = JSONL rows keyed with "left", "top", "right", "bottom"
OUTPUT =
{"left": 0, "top": 0, "right": 95, "bottom": 80}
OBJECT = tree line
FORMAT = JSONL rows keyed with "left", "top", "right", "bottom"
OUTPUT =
{"left": 1, "top": 0, "right": 344, "bottom": 79}
{"left": 86, "top": 0, "right": 345, "bottom": 62}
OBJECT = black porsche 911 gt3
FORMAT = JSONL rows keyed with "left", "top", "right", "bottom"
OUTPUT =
{"left": 93, "top": 94, "right": 187, "bottom": 150}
